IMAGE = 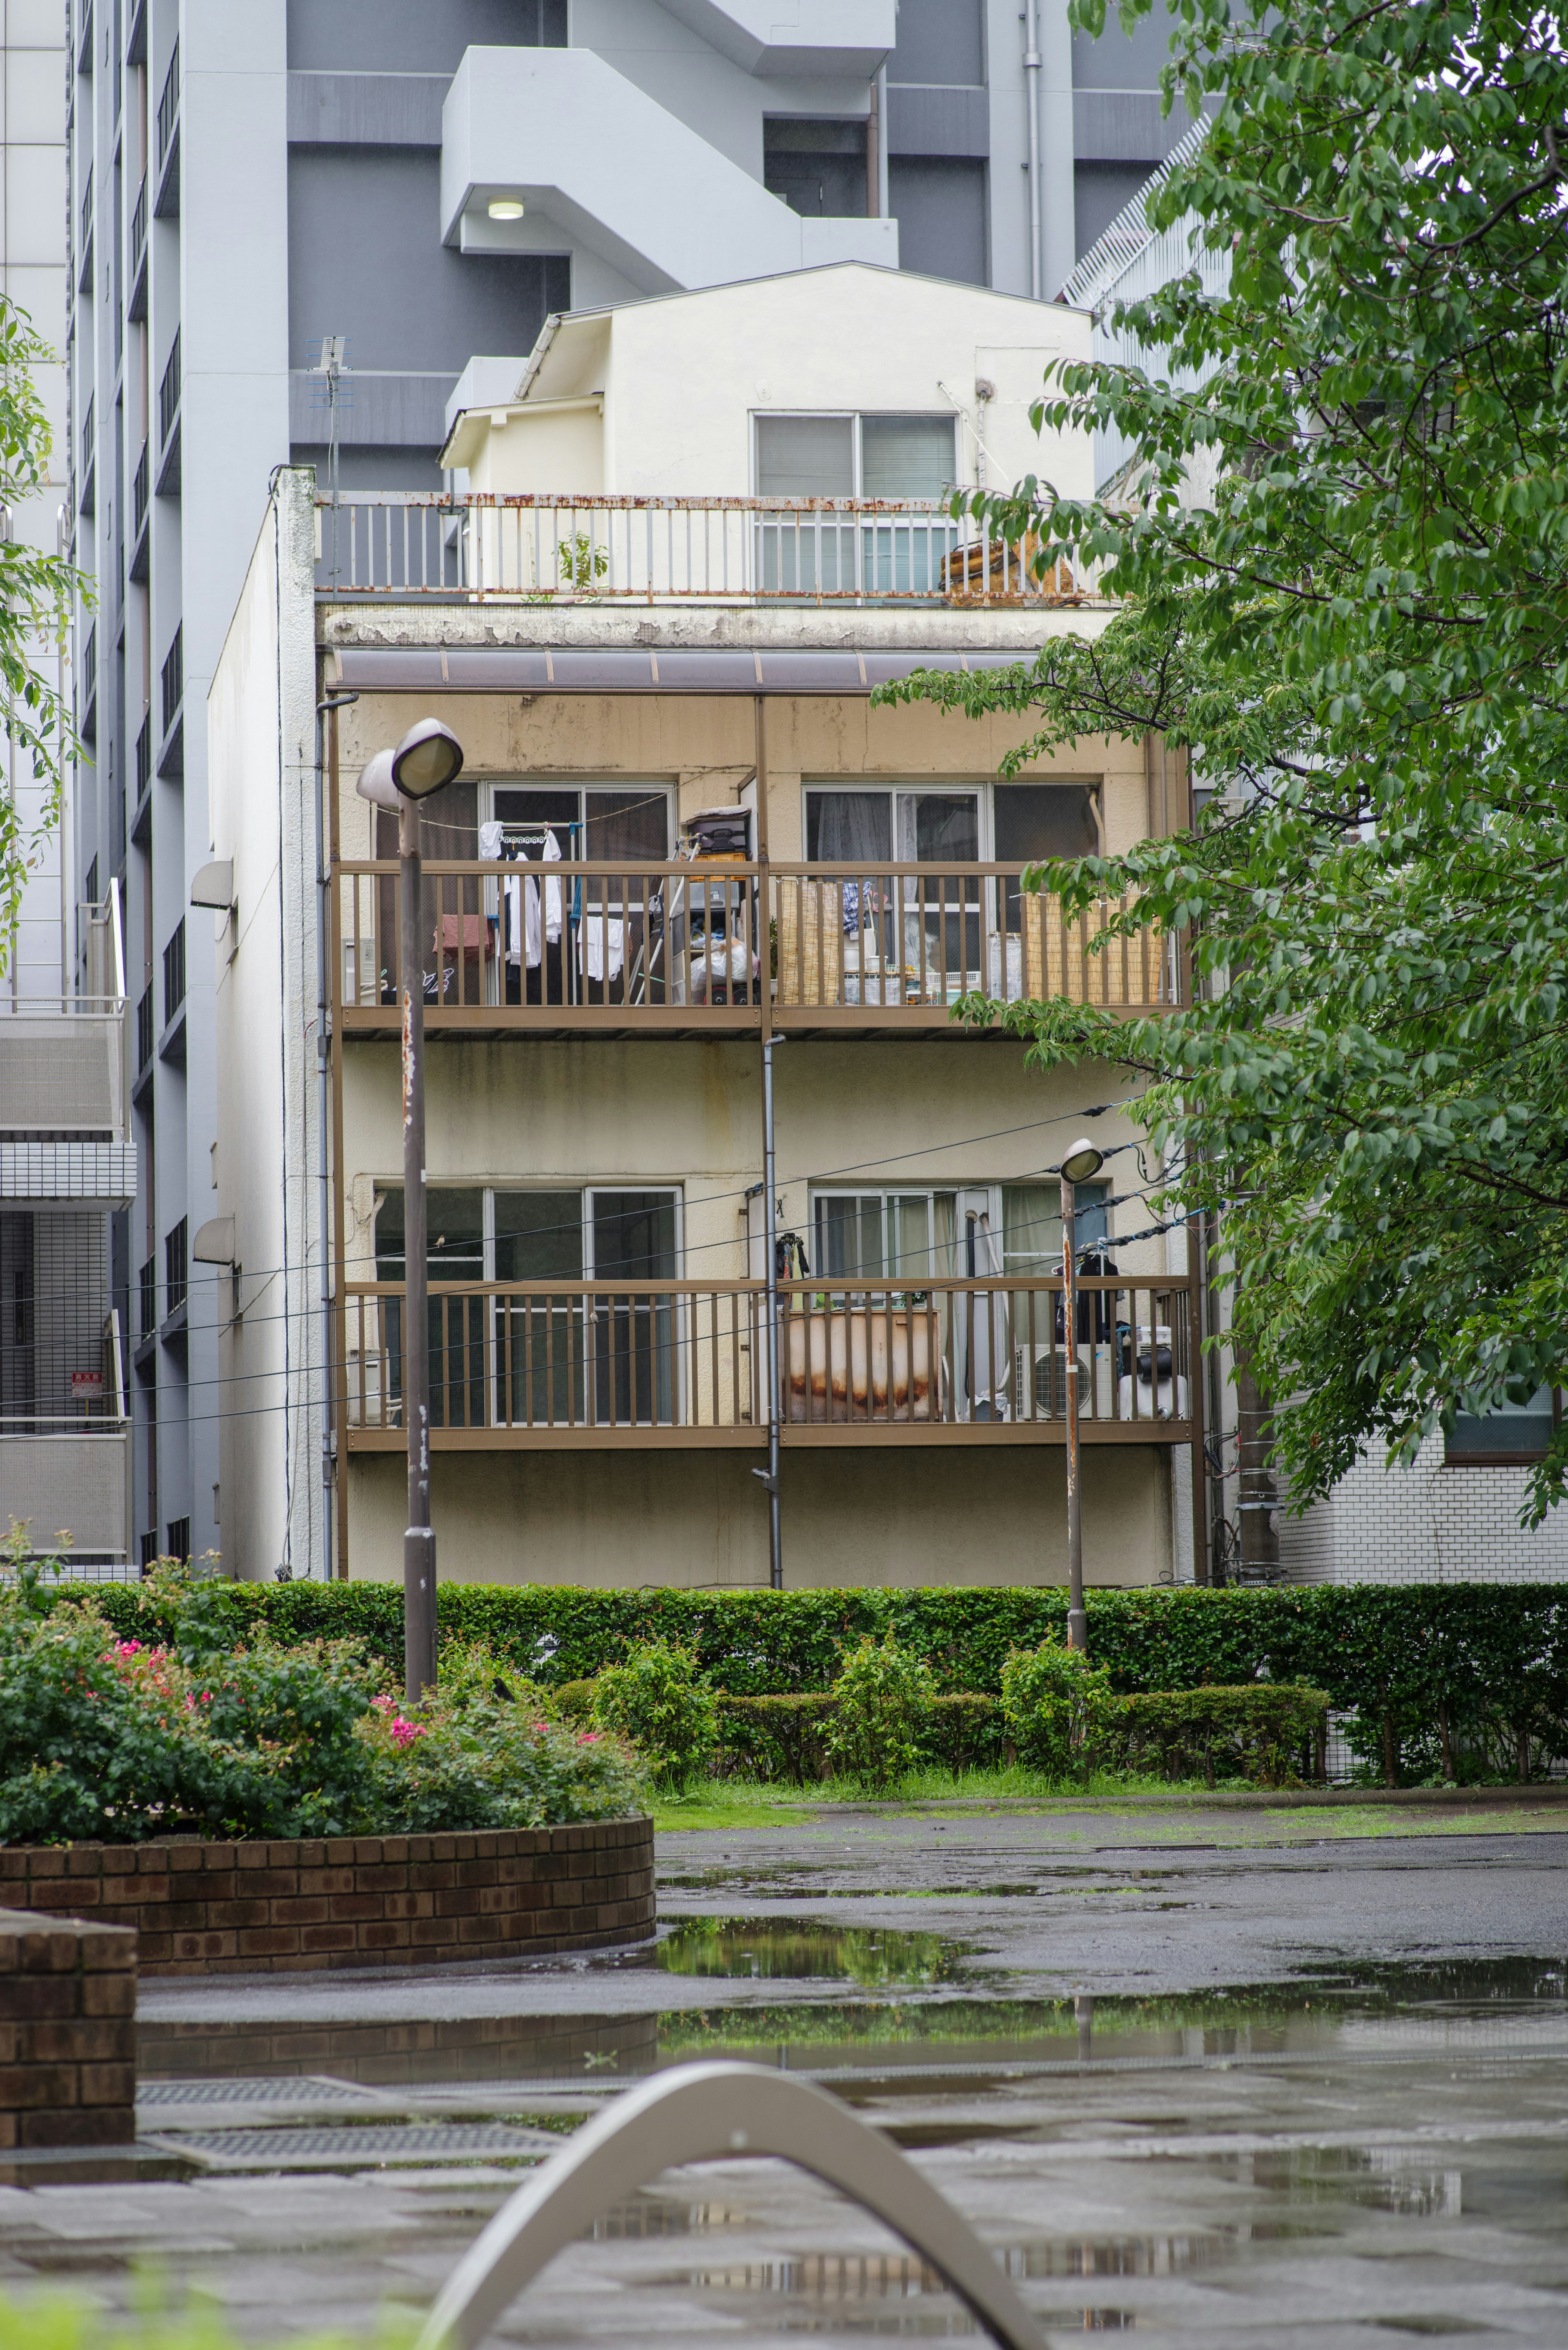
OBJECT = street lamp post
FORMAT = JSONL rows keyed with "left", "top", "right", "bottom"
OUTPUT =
{"left": 356, "top": 718, "right": 466, "bottom": 1706}
{"left": 1059, "top": 1137, "right": 1104, "bottom": 1654}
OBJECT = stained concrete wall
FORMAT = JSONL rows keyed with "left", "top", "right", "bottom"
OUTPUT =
{"left": 347, "top": 1441, "right": 1172, "bottom": 1589}
{"left": 331, "top": 669, "right": 1182, "bottom": 1590}
{"left": 331, "top": 682, "right": 1152, "bottom": 865}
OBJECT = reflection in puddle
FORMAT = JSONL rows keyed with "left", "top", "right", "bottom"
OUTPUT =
{"left": 589, "top": 2195, "right": 753, "bottom": 2240}
{"left": 687, "top": 2248, "right": 1138, "bottom": 2334}
{"left": 657, "top": 1917, "right": 969, "bottom": 1986}
{"left": 1232, "top": 2146, "right": 1465, "bottom": 2218}
{"left": 138, "top": 1956, "right": 1568, "bottom": 2096}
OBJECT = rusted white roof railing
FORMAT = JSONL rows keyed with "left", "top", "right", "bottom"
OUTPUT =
{"left": 314, "top": 491, "right": 1092, "bottom": 606}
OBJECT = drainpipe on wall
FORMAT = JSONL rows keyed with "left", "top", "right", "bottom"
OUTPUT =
{"left": 875, "top": 64, "right": 889, "bottom": 219}
{"left": 1036, "top": 0, "right": 1077, "bottom": 301}
{"left": 314, "top": 689, "right": 359, "bottom": 1583}
{"left": 1023, "top": 0, "right": 1044, "bottom": 300}
{"left": 866, "top": 72, "right": 880, "bottom": 220}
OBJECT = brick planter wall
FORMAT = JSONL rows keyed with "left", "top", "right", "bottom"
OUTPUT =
{"left": 0, "top": 1910, "right": 137, "bottom": 2145}
{"left": 0, "top": 1819, "right": 654, "bottom": 1976}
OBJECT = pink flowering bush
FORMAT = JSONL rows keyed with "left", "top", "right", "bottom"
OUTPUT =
{"left": 0, "top": 1539, "right": 643, "bottom": 1842}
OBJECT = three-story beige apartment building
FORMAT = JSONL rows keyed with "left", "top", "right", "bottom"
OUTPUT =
{"left": 206, "top": 265, "right": 1202, "bottom": 1590}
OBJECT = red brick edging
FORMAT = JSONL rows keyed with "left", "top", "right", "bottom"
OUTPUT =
{"left": 0, "top": 1819, "right": 655, "bottom": 1976}
{"left": 0, "top": 1909, "right": 137, "bottom": 2145}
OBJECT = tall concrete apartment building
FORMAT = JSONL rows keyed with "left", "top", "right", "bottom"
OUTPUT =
{"left": 65, "top": 0, "right": 1187, "bottom": 1570}
{"left": 3, "top": 0, "right": 133, "bottom": 1567}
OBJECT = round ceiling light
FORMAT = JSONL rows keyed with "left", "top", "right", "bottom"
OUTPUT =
{"left": 488, "top": 198, "right": 525, "bottom": 221}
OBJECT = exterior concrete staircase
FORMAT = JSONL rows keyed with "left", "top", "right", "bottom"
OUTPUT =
{"left": 441, "top": 47, "right": 897, "bottom": 297}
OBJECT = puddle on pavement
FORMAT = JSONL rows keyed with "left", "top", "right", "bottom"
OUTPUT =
{"left": 137, "top": 1955, "right": 1568, "bottom": 2091}
{"left": 656, "top": 1917, "right": 971, "bottom": 1986}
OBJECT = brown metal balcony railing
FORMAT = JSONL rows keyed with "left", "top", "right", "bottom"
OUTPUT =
{"left": 340, "top": 1276, "right": 1193, "bottom": 1448}
{"left": 314, "top": 491, "right": 1091, "bottom": 606}
{"left": 334, "top": 861, "right": 1176, "bottom": 1031}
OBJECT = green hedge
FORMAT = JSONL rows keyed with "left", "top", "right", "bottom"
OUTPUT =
{"left": 717, "top": 1692, "right": 1005, "bottom": 1782}
{"left": 1121, "top": 1686, "right": 1329, "bottom": 1789}
{"left": 77, "top": 1581, "right": 1568, "bottom": 1784}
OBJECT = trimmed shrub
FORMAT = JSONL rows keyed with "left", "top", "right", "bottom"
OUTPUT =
{"left": 824, "top": 1634, "right": 936, "bottom": 1789}
{"left": 717, "top": 1693, "right": 835, "bottom": 1783}
{"left": 589, "top": 1639, "right": 717, "bottom": 1793}
{"left": 715, "top": 1691, "right": 1004, "bottom": 1783}
{"left": 552, "top": 1677, "right": 597, "bottom": 1722}
{"left": 1121, "top": 1685, "right": 1329, "bottom": 1788}
{"left": 1000, "top": 1637, "right": 1121, "bottom": 1778}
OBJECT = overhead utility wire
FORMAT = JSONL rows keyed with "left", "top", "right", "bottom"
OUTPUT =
{"left": 67, "top": 1097, "right": 1158, "bottom": 1316}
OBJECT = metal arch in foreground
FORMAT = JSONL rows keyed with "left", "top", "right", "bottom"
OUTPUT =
{"left": 415, "top": 2059, "right": 1049, "bottom": 2350}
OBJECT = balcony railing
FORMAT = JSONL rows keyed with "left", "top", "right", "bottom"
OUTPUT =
{"left": 162, "top": 916, "right": 184, "bottom": 1023}
{"left": 134, "top": 441, "right": 149, "bottom": 532}
{"left": 158, "top": 329, "right": 180, "bottom": 448}
{"left": 160, "top": 622, "right": 182, "bottom": 734}
{"left": 164, "top": 1215, "right": 187, "bottom": 1320}
{"left": 334, "top": 861, "right": 1177, "bottom": 1030}
{"left": 341, "top": 1276, "right": 1193, "bottom": 1448}
{"left": 314, "top": 492, "right": 1090, "bottom": 606}
{"left": 156, "top": 36, "right": 179, "bottom": 164}
{"left": 0, "top": 1308, "right": 127, "bottom": 1437}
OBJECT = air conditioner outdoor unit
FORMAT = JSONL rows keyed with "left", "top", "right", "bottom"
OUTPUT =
{"left": 1015, "top": 1345, "right": 1089, "bottom": 1419}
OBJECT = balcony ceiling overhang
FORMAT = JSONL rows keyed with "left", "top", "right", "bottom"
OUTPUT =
{"left": 328, "top": 645, "right": 1025, "bottom": 697}
{"left": 656, "top": 0, "right": 895, "bottom": 77}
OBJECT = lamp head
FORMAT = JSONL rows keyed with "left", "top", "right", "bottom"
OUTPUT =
{"left": 391, "top": 718, "right": 465, "bottom": 801}
{"left": 354, "top": 748, "right": 400, "bottom": 811}
{"left": 1060, "top": 1137, "right": 1105, "bottom": 1185}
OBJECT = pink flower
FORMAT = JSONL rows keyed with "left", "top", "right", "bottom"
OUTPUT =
{"left": 390, "top": 1717, "right": 424, "bottom": 1746}
{"left": 371, "top": 1694, "right": 395, "bottom": 1713}
{"left": 577, "top": 1731, "right": 601, "bottom": 1745}
{"left": 114, "top": 1640, "right": 144, "bottom": 1658}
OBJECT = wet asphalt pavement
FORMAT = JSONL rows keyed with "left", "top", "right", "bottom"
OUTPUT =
{"left": 1, "top": 1804, "right": 1564, "bottom": 2347}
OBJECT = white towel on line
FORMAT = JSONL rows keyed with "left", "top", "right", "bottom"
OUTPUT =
{"left": 576, "top": 918, "right": 626, "bottom": 983}
{"left": 477, "top": 820, "right": 560, "bottom": 966}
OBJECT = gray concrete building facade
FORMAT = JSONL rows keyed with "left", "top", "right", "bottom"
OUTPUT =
{"left": 65, "top": 0, "right": 1184, "bottom": 1574}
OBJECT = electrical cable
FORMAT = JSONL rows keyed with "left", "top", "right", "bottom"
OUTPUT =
{"left": 31, "top": 1094, "right": 1163, "bottom": 1313}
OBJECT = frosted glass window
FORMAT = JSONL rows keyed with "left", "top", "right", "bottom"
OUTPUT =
{"left": 861, "top": 414, "right": 956, "bottom": 499}
{"left": 756, "top": 415, "right": 854, "bottom": 496}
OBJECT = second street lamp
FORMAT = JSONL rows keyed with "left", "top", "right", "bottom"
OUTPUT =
{"left": 1059, "top": 1135, "right": 1104, "bottom": 1655}
{"left": 357, "top": 717, "right": 465, "bottom": 1706}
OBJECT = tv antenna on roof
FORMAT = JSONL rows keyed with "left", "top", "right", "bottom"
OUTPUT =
{"left": 308, "top": 334, "right": 351, "bottom": 585}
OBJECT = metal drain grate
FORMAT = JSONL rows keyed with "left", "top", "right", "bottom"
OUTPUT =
{"left": 144, "top": 2123, "right": 551, "bottom": 2170}
{"left": 138, "top": 2076, "right": 386, "bottom": 2109}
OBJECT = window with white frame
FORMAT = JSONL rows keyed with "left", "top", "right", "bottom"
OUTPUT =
{"left": 808, "top": 1183, "right": 1114, "bottom": 1291}
{"left": 754, "top": 413, "right": 957, "bottom": 501}
{"left": 486, "top": 781, "right": 672, "bottom": 866}
{"left": 754, "top": 413, "right": 958, "bottom": 595}
{"left": 800, "top": 781, "right": 1102, "bottom": 1002}
{"left": 802, "top": 779, "right": 1100, "bottom": 867}
{"left": 1444, "top": 1387, "right": 1560, "bottom": 1466}
{"left": 374, "top": 1184, "right": 682, "bottom": 1430}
